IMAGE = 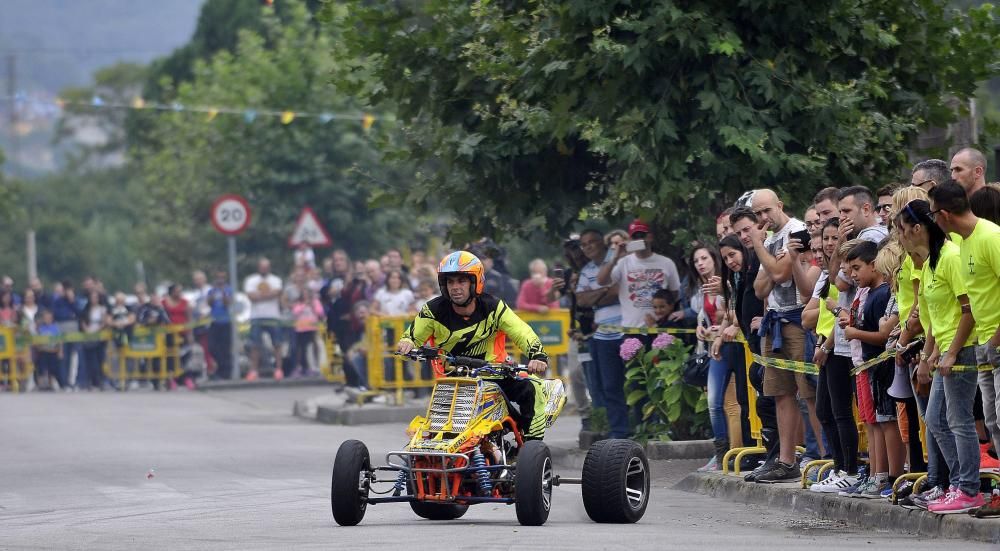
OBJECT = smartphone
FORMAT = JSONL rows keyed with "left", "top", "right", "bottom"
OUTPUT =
{"left": 626, "top": 239, "right": 646, "bottom": 253}
{"left": 789, "top": 229, "right": 811, "bottom": 247}
{"left": 553, "top": 268, "right": 564, "bottom": 280}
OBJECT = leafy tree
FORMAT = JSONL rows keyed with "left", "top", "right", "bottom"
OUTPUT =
{"left": 130, "top": 0, "right": 426, "bottom": 282}
{"left": 334, "top": 0, "right": 1000, "bottom": 245}
{"left": 143, "top": 0, "right": 324, "bottom": 101}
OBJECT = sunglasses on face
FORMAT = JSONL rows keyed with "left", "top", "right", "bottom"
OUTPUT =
{"left": 875, "top": 204, "right": 892, "bottom": 213}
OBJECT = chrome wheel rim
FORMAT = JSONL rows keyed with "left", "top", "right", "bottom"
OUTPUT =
{"left": 625, "top": 457, "right": 646, "bottom": 509}
{"left": 541, "top": 457, "right": 553, "bottom": 510}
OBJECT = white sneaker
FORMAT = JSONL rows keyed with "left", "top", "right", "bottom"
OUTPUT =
{"left": 810, "top": 470, "right": 842, "bottom": 492}
{"left": 814, "top": 471, "right": 859, "bottom": 494}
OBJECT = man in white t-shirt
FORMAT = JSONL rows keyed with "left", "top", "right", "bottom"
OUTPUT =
{"left": 243, "top": 257, "right": 284, "bottom": 381}
{"left": 597, "top": 219, "right": 681, "bottom": 329}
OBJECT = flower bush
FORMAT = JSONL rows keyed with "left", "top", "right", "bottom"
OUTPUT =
{"left": 651, "top": 333, "right": 675, "bottom": 350}
{"left": 619, "top": 337, "right": 644, "bottom": 361}
{"left": 621, "top": 336, "right": 709, "bottom": 442}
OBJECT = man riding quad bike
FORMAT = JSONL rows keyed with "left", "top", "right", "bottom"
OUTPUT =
{"left": 330, "top": 251, "right": 650, "bottom": 526}
{"left": 396, "top": 251, "right": 551, "bottom": 440}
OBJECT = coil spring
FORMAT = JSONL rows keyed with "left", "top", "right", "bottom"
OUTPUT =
{"left": 393, "top": 470, "right": 407, "bottom": 495}
{"left": 471, "top": 450, "right": 492, "bottom": 495}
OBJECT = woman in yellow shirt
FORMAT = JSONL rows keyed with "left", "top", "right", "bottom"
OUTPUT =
{"left": 895, "top": 199, "right": 983, "bottom": 514}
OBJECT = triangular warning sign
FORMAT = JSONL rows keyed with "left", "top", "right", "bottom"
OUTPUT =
{"left": 288, "top": 207, "right": 332, "bottom": 248}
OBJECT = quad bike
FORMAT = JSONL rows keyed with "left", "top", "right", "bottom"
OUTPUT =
{"left": 330, "top": 346, "right": 650, "bottom": 527}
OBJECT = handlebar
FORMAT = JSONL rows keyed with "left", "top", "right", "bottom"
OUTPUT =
{"left": 393, "top": 346, "right": 531, "bottom": 378}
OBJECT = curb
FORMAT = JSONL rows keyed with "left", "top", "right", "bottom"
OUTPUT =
{"left": 646, "top": 439, "right": 714, "bottom": 460}
{"left": 315, "top": 404, "right": 425, "bottom": 425}
{"left": 675, "top": 472, "right": 1000, "bottom": 544}
{"left": 199, "top": 377, "right": 332, "bottom": 391}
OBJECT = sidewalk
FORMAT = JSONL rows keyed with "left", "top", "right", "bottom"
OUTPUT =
{"left": 676, "top": 471, "right": 1000, "bottom": 544}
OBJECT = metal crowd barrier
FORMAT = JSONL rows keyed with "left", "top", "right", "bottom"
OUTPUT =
{"left": 0, "top": 326, "right": 34, "bottom": 393}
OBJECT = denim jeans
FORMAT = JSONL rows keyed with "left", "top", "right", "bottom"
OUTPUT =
{"left": 707, "top": 356, "right": 731, "bottom": 441}
{"left": 799, "top": 395, "right": 821, "bottom": 460}
{"left": 925, "top": 347, "right": 980, "bottom": 495}
{"left": 977, "top": 365, "right": 1000, "bottom": 460}
{"left": 345, "top": 350, "right": 369, "bottom": 389}
{"left": 913, "top": 381, "right": 948, "bottom": 489}
{"left": 590, "top": 337, "right": 630, "bottom": 439}
{"left": 582, "top": 340, "right": 606, "bottom": 411}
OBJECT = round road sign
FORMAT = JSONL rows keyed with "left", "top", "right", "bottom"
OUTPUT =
{"left": 211, "top": 194, "right": 251, "bottom": 235}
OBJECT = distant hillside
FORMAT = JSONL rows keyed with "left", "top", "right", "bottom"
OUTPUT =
{"left": 0, "top": 0, "right": 204, "bottom": 174}
{"left": 0, "top": 0, "right": 204, "bottom": 93}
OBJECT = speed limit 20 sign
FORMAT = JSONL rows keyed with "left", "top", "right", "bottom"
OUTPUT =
{"left": 211, "top": 194, "right": 251, "bottom": 235}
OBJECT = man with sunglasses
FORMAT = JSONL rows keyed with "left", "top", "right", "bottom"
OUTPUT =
{"left": 911, "top": 158, "right": 950, "bottom": 192}
{"left": 876, "top": 184, "right": 896, "bottom": 226}
{"left": 928, "top": 180, "right": 1000, "bottom": 515}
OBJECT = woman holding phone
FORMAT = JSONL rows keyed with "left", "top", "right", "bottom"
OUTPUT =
{"left": 685, "top": 243, "right": 730, "bottom": 470}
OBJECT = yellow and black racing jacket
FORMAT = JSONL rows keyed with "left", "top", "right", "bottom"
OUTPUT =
{"left": 400, "top": 294, "right": 547, "bottom": 363}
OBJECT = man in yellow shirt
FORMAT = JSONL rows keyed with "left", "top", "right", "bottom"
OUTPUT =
{"left": 930, "top": 181, "right": 1000, "bottom": 514}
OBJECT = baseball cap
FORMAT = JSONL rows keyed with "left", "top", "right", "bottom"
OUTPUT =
{"left": 628, "top": 219, "right": 650, "bottom": 237}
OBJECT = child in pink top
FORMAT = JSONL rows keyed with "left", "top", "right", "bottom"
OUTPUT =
{"left": 291, "top": 289, "right": 324, "bottom": 377}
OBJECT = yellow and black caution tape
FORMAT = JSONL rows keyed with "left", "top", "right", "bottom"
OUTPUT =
{"left": 949, "top": 364, "right": 994, "bottom": 373}
{"left": 749, "top": 353, "right": 819, "bottom": 376}
{"left": 849, "top": 351, "right": 894, "bottom": 376}
{"left": 13, "top": 319, "right": 212, "bottom": 347}
{"left": 596, "top": 324, "right": 697, "bottom": 335}
{"left": 13, "top": 317, "right": 323, "bottom": 348}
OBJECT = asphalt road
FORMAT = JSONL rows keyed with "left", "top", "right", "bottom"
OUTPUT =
{"left": 0, "top": 387, "right": 989, "bottom": 550}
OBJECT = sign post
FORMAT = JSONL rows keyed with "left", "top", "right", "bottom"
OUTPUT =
{"left": 211, "top": 194, "right": 251, "bottom": 381}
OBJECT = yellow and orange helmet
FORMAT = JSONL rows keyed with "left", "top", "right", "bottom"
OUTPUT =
{"left": 437, "top": 251, "right": 485, "bottom": 300}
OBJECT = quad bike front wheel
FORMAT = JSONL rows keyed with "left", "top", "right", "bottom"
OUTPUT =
{"left": 514, "top": 440, "right": 553, "bottom": 526}
{"left": 331, "top": 439, "right": 371, "bottom": 526}
{"left": 581, "top": 439, "right": 650, "bottom": 523}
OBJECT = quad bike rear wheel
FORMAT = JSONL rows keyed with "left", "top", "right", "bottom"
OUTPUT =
{"left": 514, "top": 441, "right": 553, "bottom": 526}
{"left": 331, "top": 440, "right": 371, "bottom": 526}
{"left": 581, "top": 439, "right": 649, "bottom": 523}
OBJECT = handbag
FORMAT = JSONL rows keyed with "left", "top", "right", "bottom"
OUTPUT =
{"left": 683, "top": 352, "right": 711, "bottom": 387}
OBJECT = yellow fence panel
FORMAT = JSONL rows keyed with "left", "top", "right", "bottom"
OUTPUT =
{"left": 0, "top": 327, "right": 34, "bottom": 393}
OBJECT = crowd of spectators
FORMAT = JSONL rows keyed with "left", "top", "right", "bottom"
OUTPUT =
{"left": 526, "top": 147, "right": 1000, "bottom": 519}
{"left": 626, "top": 147, "right": 1000, "bottom": 518}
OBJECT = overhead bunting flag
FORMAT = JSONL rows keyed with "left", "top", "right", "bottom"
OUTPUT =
{"left": 10, "top": 93, "right": 381, "bottom": 128}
